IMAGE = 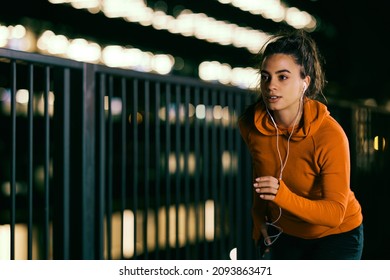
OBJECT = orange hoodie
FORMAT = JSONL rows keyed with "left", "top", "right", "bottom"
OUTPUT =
{"left": 238, "top": 99, "right": 363, "bottom": 240}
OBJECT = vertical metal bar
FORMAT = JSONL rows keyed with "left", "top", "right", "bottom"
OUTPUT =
{"left": 10, "top": 60, "right": 16, "bottom": 260}
{"left": 175, "top": 84, "right": 181, "bottom": 258}
{"left": 97, "top": 73, "right": 106, "bottom": 259}
{"left": 184, "top": 85, "right": 190, "bottom": 259}
{"left": 193, "top": 87, "right": 200, "bottom": 259}
{"left": 218, "top": 90, "right": 226, "bottom": 259}
{"left": 61, "top": 68, "right": 71, "bottom": 259}
{"left": 80, "top": 63, "right": 96, "bottom": 259}
{"left": 120, "top": 77, "right": 127, "bottom": 260}
{"left": 235, "top": 93, "right": 243, "bottom": 259}
{"left": 65, "top": 68, "right": 72, "bottom": 259}
{"left": 132, "top": 79, "right": 139, "bottom": 259}
{"left": 164, "top": 83, "right": 171, "bottom": 259}
{"left": 52, "top": 66, "right": 70, "bottom": 260}
{"left": 27, "top": 64, "right": 34, "bottom": 260}
{"left": 226, "top": 91, "right": 234, "bottom": 256}
{"left": 106, "top": 75, "right": 114, "bottom": 260}
{"left": 154, "top": 82, "right": 161, "bottom": 259}
{"left": 144, "top": 80, "right": 150, "bottom": 259}
{"left": 202, "top": 88, "right": 209, "bottom": 259}
{"left": 211, "top": 89, "right": 218, "bottom": 259}
{"left": 43, "top": 66, "right": 50, "bottom": 259}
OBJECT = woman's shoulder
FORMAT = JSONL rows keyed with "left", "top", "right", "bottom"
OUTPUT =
{"left": 313, "top": 113, "right": 349, "bottom": 149}
{"left": 323, "top": 113, "right": 347, "bottom": 135}
{"left": 307, "top": 100, "right": 345, "bottom": 134}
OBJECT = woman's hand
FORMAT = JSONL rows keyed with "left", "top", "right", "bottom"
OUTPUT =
{"left": 259, "top": 222, "right": 272, "bottom": 259}
{"left": 253, "top": 176, "right": 280, "bottom": 201}
{"left": 260, "top": 222, "right": 272, "bottom": 246}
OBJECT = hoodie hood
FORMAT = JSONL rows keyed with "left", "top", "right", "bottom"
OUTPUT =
{"left": 254, "top": 99, "right": 330, "bottom": 141}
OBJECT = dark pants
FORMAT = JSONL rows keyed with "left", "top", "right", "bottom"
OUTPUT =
{"left": 257, "top": 224, "right": 364, "bottom": 260}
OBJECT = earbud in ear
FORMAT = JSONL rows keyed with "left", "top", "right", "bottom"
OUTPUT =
{"left": 301, "top": 82, "right": 307, "bottom": 101}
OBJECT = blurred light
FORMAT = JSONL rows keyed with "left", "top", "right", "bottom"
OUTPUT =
{"left": 152, "top": 54, "right": 175, "bottom": 75}
{"left": 102, "top": 46, "right": 175, "bottom": 75}
{"left": 152, "top": 11, "right": 173, "bottom": 30}
{"left": 104, "top": 96, "right": 123, "bottom": 116}
{"left": 168, "top": 152, "right": 196, "bottom": 175}
{"left": 222, "top": 106, "right": 230, "bottom": 122}
{"left": 1, "top": 181, "right": 27, "bottom": 196}
{"left": 128, "top": 112, "right": 143, "bottom": 124}
{"left": 0, "top": 224, "right": 28, "bottom": 260}
{"left": 231, "top": 67, "right": 259, "bottom": 89}
{"left": 385, "top": 100, "right": 390, "bottom": 112}
{"left": 198, "top": 61, "right": 220, "bottom": 81}
{"left": 205, "top": 200, "right": 215, "bottom": 241}
{"left": 158, "top": 104, "right": 176, "bottom": 123}
{"left": 363, "top": 98, "right": 377, "bottom": 107}
{"left": 0, "top": 23, "right": 33, "bottom": 51}
{"left": 52, "top": 0, "right": 273, "bottom": 54}
{"left": 0, "top": 25, "right": 10, "bottom": 40}
{"left": 217, "top": 0, "right": 318, "bottom": 31}
{"left": 122, "top": 210, "right": 134, "bottom": 258}
{"left": 111, "top": 97, "right": 123, "bottom": 115}
{"left": 213, "top": 105, "right": 223, "bottom": 120}
{"left": 374, "top": 136, "right": 386, "bottom": 151}
{"left": 285, "top": 8, "right": 314, "bottom": 30}
{"left": 102, "top": 45, "right": 125, "bottom": 67}
{"left": 195, "top": 104, "right": 206, "bottom": 119}
{"left": 67, "top": 38, "right": 101, "bottom": 62}
{"left": 199, "top": 61, "right": 258, "bottom": 89}
{"left": 38, "top": 91, "right": 55, "bottom": 117}
{"left": 188, "top": 103, "right": 195, "bottom": 118}
{"left": 16, "top": 89, "right": 29, "bottom": 104}
{"left": 38, "top": 31, "right": 69, "bottom": 55}
{"left": 261, "top": 1, "right": 285, "bottom": 21}
{"left": 49, "top": 0, "right": 70, "bottom": 3}
{"left": 70, "top": 0, "right": 99, "bottom": 9}
{"left": 229, "top": 247, "right": 237, "bottom": 260}
{"left": 221, "top": 150, "right": 238, "bottom": 173}
{"left": 170, "top": 204, "right": 187, "bottom": 247}
{"left": 10, "top": 24, "right": 26, "bottom": 39}
{"left": 109, "top": 200, "right": 215, "bottom": 259}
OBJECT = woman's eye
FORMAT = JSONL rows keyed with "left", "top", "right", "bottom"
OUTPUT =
{"left": 279, "top": 75, "right": 287, "bottom": 80}
{"left": 261, "top": 75, "right": 269, "bottom": 81}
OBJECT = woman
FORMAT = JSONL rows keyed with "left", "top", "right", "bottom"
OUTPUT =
{"left": 238, "top": 29, "right": 364, "bottom": 259}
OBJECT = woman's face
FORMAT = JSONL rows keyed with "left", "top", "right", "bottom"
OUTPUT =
{"left": 260, "top": 53, "right": 307, "bottom": 114}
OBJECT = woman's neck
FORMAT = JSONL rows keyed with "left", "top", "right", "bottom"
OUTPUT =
{"left": 272, "top": 105, "right": 303, "bottom": 129}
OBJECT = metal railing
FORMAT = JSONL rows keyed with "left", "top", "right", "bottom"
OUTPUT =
{"left": 0, "top": 48, "right": 256, "bottom": 260}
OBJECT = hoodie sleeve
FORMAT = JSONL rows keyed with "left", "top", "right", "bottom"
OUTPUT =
{"left": 273, "top": 116, "right": 351, "bottom": 228}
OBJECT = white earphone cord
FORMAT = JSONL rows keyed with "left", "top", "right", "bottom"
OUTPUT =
{"left": 263, "top": 96, "right": 303, "bottom": 246}
{"left": 265, "top": 98, "right": 302, "bottom": 180}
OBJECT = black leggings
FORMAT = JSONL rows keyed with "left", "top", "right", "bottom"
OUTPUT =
{"left": 257, "top": 224, "right": 364, "bottom": 260}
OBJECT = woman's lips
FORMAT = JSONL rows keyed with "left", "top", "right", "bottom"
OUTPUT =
{"left": 266, "top": 96, "right": 281, "bottom": 103}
